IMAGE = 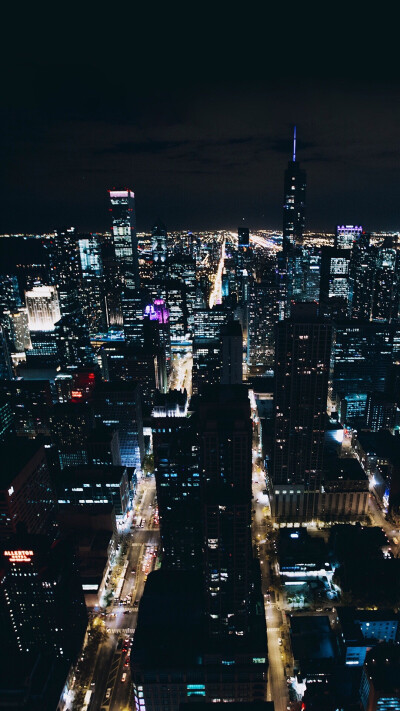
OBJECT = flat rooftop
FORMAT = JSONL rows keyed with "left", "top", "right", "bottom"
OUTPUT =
{"left": 60, "top": 465, "right": 127, "bottom": 484}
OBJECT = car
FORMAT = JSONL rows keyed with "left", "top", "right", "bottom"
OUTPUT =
{"left": 105, "top": 688, "right": 111, "bottom": 699}
{"left": 316, "top": 608, "right": 323, "bottom": 612}
{"left": 278, "top": 638, "right": 282, "bottom": 646}
{"left": 121, "top": 673, "right": 127, "bottom": 683}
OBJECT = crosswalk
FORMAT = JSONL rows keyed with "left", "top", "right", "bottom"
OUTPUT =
{"left": 101, "top": 649, "right": 122, "bottom": 707}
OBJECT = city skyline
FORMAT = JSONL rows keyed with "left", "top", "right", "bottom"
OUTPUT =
{"left": 2, "top": 41, "right": 400, "bottom": 708}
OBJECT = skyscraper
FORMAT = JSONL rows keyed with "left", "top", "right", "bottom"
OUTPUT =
{"left": 335, "top": 224, "right": 363, "bottom": 250}
{"left": 0, "top": 439, "right": 56, "bottom": 538}
{"left": 151, "top": 221, "right": 168, "bottom": 276}
{"left": 93, "top": 381, "right": 144, "bottom": 469}
{"left": 131, "top": 385, "right": 268, "bottom": 709}
{"left": 153, "top": 415, "right": 202, "bottom": 570}
{"left": 109, "top": 189, "right": 139, "bottom": 288}
{"left": 282, "top": 126, "right": 306, "bottom": 250}
{"left": 9, "top": 308, "right": 31, "bottom": 351}
{"left": 220, "top": 320, "right": 243, "bottom": 384}
{"left": 25, "top": 285, "right": 61, "bottom": 332}
{"left": 372, "top": 236, "right": 400, "bottom": 323}
{"left": 319, "top": 247, "right": 352, "bottom": 319}
{"left": 349, "top": 232, "right": 375, "bottom": 320}
{"left": 199, "top": 385, "right": 253, "bottom": 638}
{"left": 0, "top": 326, "right": 13, "bottom": 380}
{"left": 0, "top": 532, "right": 87, "bottom": 659}
{"left": 279, "top": 128, "right": 307, "bottom": 320}
{"left": 45, "top": 227, "right": 81, "bottom": 317}
{"left": 271, "top": 306, "right": 332, "bottom": 519}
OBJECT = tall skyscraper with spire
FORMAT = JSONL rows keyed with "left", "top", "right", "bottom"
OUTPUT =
{"left": 278, "top": 127, "right": 307, "bottom": 319}
{"left": 282, "top": 126, "right": 307, "bottom": 250}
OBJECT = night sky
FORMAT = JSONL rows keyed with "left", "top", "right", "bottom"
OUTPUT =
{"left": 1, "top": 47, "right": 399, "bottom": 233}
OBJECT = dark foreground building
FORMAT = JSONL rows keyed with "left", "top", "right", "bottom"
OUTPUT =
{"left": 132, "top": 386, "right": 268, "bottom": 710}
{"left": 131, "top": 569, "right": 268, "bottom": 711}
{"left": 0, "top": 532, "right": 87, "bottom": 709}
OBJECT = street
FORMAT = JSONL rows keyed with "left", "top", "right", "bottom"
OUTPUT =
{"left": 251, "top": 411, "right": 289, "bottom": 711}
{"left": 82, "top": 475, "right": 159, "bottom": 711}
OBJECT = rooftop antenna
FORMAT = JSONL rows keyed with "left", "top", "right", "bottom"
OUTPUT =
{"left": 293, "top": 125, "right": 297, "bottom": 162}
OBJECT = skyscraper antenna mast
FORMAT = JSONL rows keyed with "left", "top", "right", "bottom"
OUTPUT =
{"left": 293, "top": 125, "right": 297, "bottom": 162}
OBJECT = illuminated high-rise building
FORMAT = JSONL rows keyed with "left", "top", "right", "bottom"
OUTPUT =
{"left": 349, "top": 233, "right": 375, "bottom": 320}
{"left": 199, "top": 385, "right": 254, "bottom": 638}
{"left": 9, "top": 308, "right": 31, "bottom": 351}
{"left": 45, "top": 227, "right": 81, "bottom": 316}
{"left": 372, "top": 236, "right": 400, "bottom": 323}
{"left": 282, "top": 126, "right": 306, "bottom": 250}
{"left": 271, "top": 305, "right": 332, "bottom": 519}
{"left": 153, "top": 415, "right": 202, "bottom": 570}
{"left": 319, "top": 248, "right": 351, "bottom": 319}
{"left": 109, "top": 189, "right": 139, "bottom": 288}
{"left": 247, "top": 264, "right": 277, "bottom": 368}
{"left": 279, "top": 129, "right": 307, "bottom": 320}
{"left": 0, "top": 532, "right": 87, "bottom": 660}
{"left": 122, "top": 288, "right": 148, "bottom": 345}
{"left": 25, "top": 285, "right": 60, "bottom": 332}
{"left": 93, "top": 381, "right": 144, "bottom": 469}
{"left": 0, "top": 439, "right": 56, "bottom": 538}
{"left": 0, "top": 327, "right": 13, "bottom": 380}
{"left": 151, "top": 221, "right": 168, "bottom": 276}
{"left": 335, "top": 224, "right": 363, "bottom": 249}
{"left": 78, "top": 234, "right": 102, "bottom": 278}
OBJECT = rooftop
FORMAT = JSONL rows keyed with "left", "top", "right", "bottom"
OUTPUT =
{"left": 365, "top": 643, "right": 400, "bottom": 695}
{"left": 357, "top": 429, "right": 400, "bottom": 461}
{"left": 290, "top": 615, "right": 338, "bottom": 673}
{"left": 324, "top": 456, "right": 368, "bottom": 482}
{"left": 60, "top": 464, "right": 127, "bottom": 484}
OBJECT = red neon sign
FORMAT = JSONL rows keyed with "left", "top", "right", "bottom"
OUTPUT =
{"left": 4, "top": 550, "right": 34, "bottom": 563}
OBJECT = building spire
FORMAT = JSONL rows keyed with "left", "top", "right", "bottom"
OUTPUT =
{"left": 293, "top": 125, "right": 297, "bottom": 162}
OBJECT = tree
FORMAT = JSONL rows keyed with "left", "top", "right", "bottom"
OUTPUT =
{"left": 143, "top": 452, "right": 154, "bottom": 475}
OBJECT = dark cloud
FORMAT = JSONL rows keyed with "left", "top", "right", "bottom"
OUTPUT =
{"left": 1, "top": 57, "right": 400, "bottom": 232}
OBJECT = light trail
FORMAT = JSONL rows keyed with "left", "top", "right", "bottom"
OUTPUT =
{"left": 250, "top": 234, "right": 280, "bottom": 252}
{"left": 209, "top": 239, "right": 225, "bottom": 308}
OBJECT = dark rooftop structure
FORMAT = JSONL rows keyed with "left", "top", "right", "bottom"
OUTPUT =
{"left": 278, "top": 527, "right": 330, "bottom": 574}
{"left": 290, "top": 615, "right": 339, "bottom": 676}
{"left": 356, "top": 429, "right": 400, "bottom": 460}
{"left": 131, "top": 568, "right": 268, "bottom": 705}
{"left": 60, "top": 463, "right": 128, "bottom": 484}
{"left": 325, "top": 456, "right": 367, "bottom": 482}
{"left": 362, "top": 643, "right": 400, "bottom": 708}
{"left": 131, "top": 570, "right": 204, "bottom": 669}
